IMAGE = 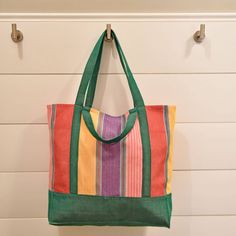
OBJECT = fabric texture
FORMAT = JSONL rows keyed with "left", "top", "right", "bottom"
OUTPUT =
{"left": 47, "top": 29, "right": 176, "bottom": 227}
{"left": 47, "top": 105, "right": 176, "bottom": 197}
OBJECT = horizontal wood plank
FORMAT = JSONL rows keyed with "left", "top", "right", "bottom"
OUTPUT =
{"left": 1, "top": 74, "right": 236, "bottom": 123}
{"left": 0, "top": 21, "right": 236, "bottom": 73}
{"left": 0, "top": 123, "right": 236, "bottom": 172}
{"left": 0, "top": 125, "right": 49, "bottom": 172}
{"left": 0, "top": 171, "right": 235, "bottom": 218}
{"left": 0, "top": 216, "right": 236, "bottom": 236}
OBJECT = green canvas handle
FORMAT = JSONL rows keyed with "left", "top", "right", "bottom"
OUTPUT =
{"left": 75, "top": 30, "right": 145, "bottom": 108}
{"left": 84, "top": 30, "right": 145, "bottom": 108}
{"left": 82, "top": 106, "right": 137, "bottom": 144}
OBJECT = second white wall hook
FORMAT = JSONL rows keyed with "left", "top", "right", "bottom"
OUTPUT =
{"left": 193, "top": 24, "right": 205, "bottom": 43}
{"left": 11, "top": 24, "right": 23, "bottom": 43}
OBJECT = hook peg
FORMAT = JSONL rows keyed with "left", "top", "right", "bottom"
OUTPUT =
{"left": 105, "top": 24, "right": 113, "bottom": 42}
{"left": 193, "top": 24, "right": 205, "bottom": 43}
{"left": 11, "top": 24, "right": 23, "bottom": 43}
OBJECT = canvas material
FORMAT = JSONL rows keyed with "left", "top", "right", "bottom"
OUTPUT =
{"left": 47, "top": 104, "right": 176, "bottom": 197}
{"left": 48, "top": 190, "right": 172, "bottom": 227}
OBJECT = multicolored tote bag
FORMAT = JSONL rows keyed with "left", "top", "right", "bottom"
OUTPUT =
{"left": 47, "top": 29, "right": 176, "bottom": 227}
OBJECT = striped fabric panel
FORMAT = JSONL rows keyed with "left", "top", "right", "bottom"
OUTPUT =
{"left": 78, "top": 109, "right": 99, "bottom": 195}
{"left": 125, "top": 115, "right": 143, "bottom": 197}
{"left": 49, "top": 105, "right": 175, "bottom": 197}
{"left": 146, "top": 106, "right": 168, "bottom": 197}
{"left": 53, "top": 105, "right": 74, "bottom": 193}
{"left": 95, "top": 111, "right": 142, "bottom": 197}
{"left": 166, "top": 106, "right": 176, "bottom": 194}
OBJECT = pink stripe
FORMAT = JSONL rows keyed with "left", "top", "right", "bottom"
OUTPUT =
{"left": 125, "top": 115, "right": 143, "bottom": 197}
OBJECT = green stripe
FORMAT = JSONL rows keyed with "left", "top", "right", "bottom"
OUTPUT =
{"left": 99, "top": 113, "right": 104, "bottom": 195}
{"left": 164, "top": 106, "right": 170, "bottom": 194}
{"left": 120, "top": 115, "right": 126, "bottom": 196}
{"left": 69, "top": 106, "right": 82, "bottom": 194}
{"left": 123, "top": 136, "right": 126, "bottom": 196}
{"left": 96, "top": 111, "right": 103, "bottom": 195}
{"left": 48, "top": 190, "right": 172, "bottom": 227}
{"left": 138, "top": 106, "right": 151, "bottom": 197}
{"left": 95, "top": 113, "right": 99, "bottom": 195}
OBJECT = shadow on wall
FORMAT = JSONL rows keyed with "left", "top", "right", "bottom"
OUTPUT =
{"left": 184, "top": 33, "right": 211, "bottom": 59}
{"left": 58, "top": 226, "right": 146, "bottom": 236}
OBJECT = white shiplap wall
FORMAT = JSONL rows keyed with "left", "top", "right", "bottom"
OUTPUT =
{"left": 0, "top": 13, "right": 236, "bottom": 236}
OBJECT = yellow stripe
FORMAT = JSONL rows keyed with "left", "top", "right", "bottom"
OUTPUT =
{"left": 166, "top": 106, "right": 176, "bottom": 194}
{"left": 78, "top": 109, "right": 99, "bottom": 195}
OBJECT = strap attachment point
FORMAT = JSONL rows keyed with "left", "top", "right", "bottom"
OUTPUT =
{"left": 105, "top": 24, "right": 113, "bottom": 42}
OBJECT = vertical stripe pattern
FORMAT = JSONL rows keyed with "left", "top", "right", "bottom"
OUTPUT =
{"left": 48, "top": 105, "right": 175, "bottom": 197}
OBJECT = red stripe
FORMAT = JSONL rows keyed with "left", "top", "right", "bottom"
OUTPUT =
{"left": 53, "top": 105, "right": 74, "bottom": 193}
{"left": 146, "top": 106, "right": 168, "bottom": 196}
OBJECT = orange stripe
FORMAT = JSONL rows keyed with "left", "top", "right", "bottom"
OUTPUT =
{"left": 166, "top": 106, "right": 176, "bottom": 194}
{"left": 146, "top": 106, "right": 168, "bottom": 197}
{"left": 78, "top": 109, "right": 99, "bottom": 195}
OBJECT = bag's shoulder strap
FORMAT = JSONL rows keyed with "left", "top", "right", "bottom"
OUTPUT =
{"left": 75, "top": 30, "right": 145, "bottom": 108}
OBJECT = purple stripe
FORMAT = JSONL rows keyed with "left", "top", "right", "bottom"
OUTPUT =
{"left": 102, "top": 114, "right": 121, "bottom": 196}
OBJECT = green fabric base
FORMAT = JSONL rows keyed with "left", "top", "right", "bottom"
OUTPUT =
{"left": 48, "top": 190, "right": 172, "bottom": 227}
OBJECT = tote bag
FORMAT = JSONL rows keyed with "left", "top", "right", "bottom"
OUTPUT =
{"left": 47, "top": 29, "right": 176, "bottom": 227}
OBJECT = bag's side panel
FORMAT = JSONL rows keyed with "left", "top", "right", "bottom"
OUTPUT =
{"left": 53, "top": 105, "right": 74, "bottom": 193}
{"left": 47, "top": 105, "right": 55, "bottom": 190}
{"left": 146, "top": 105, "right": 176, "bottom": 197}
{"left": 166, "top": 106, "right": 176, "bottom": 194}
